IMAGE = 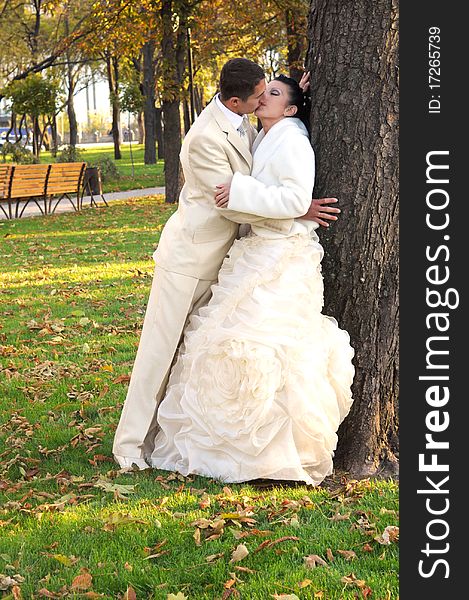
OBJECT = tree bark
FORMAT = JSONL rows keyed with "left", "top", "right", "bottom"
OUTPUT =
{"left": 106, "top": 54, "right": 122, "bottom": 160}
{"left": 65, "top": 15, "right": 78, "bottom": 148}
{"left": 155, "top": 106, "right": 165, "bottom": 159}
{"left": 183, "top": 96, "right": 191, "bottom": 135}
{"left": 161, "top": 0, "right": 190, "bottom": 203}
{"left": 142, "top": 39, "right": 157, "bottom": 164}
{"left": 67, "top": 84, "right": 78, "bottom": 148}
{"left": 50, "top": 114, "right": 59, "bottom": 156}
{"left": 137, "top": 111, "right": 144, "bottom": 144}
{"left": 306, "top": 0, "right": 399, "bottom": 478}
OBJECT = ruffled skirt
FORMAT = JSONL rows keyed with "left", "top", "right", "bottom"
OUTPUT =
{"left": 150, "top": 233, "right": 354, "bottom": 485}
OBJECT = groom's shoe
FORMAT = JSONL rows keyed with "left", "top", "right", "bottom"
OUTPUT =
{"left": 114, "top": 455, "right": 150, "bottom": 471}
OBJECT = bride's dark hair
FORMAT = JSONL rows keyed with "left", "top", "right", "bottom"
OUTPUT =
{"left": 274, "top": 74, "right": 311, "bottom": 135}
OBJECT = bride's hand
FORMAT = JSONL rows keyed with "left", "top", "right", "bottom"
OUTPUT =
{"left": 215, "top": 182, "right": 231, "bottom": 208}
{"left": 299, "top": 71, "right": 311, "bottom": 93}
{"left": 302, "top": 197, "right": 341, "bottom": 227}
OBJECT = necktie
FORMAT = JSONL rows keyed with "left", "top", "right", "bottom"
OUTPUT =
{"left": 237, "top": 116, "right": 249, "bottom": 138}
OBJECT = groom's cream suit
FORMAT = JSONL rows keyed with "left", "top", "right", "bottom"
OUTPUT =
{"left": 112, "top": 99, "right": 294, "bottom": 465}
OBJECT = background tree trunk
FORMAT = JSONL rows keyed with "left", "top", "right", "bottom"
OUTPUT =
{"left": 106, "top": 54, "right": 122, "bottom": 160}
{"left": 67, "top": 84, "right": 78, "bottom": 148}
{"left": 155, "top": 106, "right": 165, "bottom": 159}
{"left": 137, "top": 111, "right": 144, "bottom": 144}
{"left": 183, "top": 96, "right": 191, "bottom": 135}
{"left": 306, "top": 0, "right": 399, "bottom": 478}
{"left": 142, "top": 39, "right": 157, "bottom": 164}
{"left": 161, "top": 0, "right": 190, "bottom": 203}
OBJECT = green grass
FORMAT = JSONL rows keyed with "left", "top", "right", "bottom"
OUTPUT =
{"left": 37, "top": 143, "right": 165, "bottom": 193}
{"left": 0, "top": 197, "right": 398, "bottom": 599}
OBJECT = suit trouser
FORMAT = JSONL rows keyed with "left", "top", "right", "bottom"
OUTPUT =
{"left": 112, "top": 265, "right": 215, "bottom": 460}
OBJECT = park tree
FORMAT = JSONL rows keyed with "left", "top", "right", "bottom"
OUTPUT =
{"left": 306, "top": 0, "right": 399, "bottom": 478}
{"left": 3, "top": 73, "right": 62, "bottom": 156}
{"left": 0, "top": 0, "right": 93, "bottom": 97}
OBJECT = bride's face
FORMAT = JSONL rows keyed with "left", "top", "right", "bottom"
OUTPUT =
{"left": 254, "top": 81, "right": 297, "bottom": 120}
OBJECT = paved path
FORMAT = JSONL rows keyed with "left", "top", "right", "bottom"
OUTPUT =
{"left": 0, "top": 186, "right": 166, "bottom": 220}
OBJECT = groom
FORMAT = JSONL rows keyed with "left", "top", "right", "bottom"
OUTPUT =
{"left": 113, "top": 58, "right": 340, "bottom": 469}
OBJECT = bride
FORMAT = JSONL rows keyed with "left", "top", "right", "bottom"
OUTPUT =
{"left": 149, "top": 75, "right": 355, "bottom": 485}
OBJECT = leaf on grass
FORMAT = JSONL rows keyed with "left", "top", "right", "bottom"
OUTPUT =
{"left": 271, "top": 595, "right": 300, "bottom": 600}
{"left": 113, "top": 374, "right": 131, "bottom": 385}
{"left": 37, "top": 589, "right": 62, "bottom": 598}
{"left": 329, "top": 512, "right": 350, "bottom": 521}
{"left": 71, "top": 571, "right": 92, "bottom": 590}
{"left": 167, "top": 593, "right": 188, "bottom": 600}
{"left": 337, "top": 549, "right": 357, "bottom": 561}
{"left": 46, "top": 553, "right": 79, "bottom": 567}
{"left": 12, "top": 585, "right": 23, "bottom": 600}
{"left": 303, "top": 554, "right": 328, "bottom": 569}
{"left": 199, "top": 492, "right": 211, "bottom": 509}
{"left": 206, "top": 552, "right": 224, "bottom": 563}
{"left": 193, "top": 527, "right": 201, "bottom": 546}
{"left": 230, "top": 544, "right": 249, "bottom": 563}
{"left": 298, "top": 579, "right": 313, "bottom": 588}
{"left": 374, "top": 525, "right": 399, "bottom": 545}
{"left": 255, "top": 537, "right": 300, "bottom": 553}
{"left": 341, "top": 573, "right": 366, "bottom": 588}
{"left": 362, "top": 543, "right": 373, "bottom": 552}
{"left": 0, "top": 574, "right": 25, "bottom": 591}
{"left": 144, "top": 550, "right": 170, "bottom": 561}
{"left": 326, "top": 548, "right": 334, "bottom": 561}
{"left": 94, "top": 480, "right": 136, "bottom": 499}
{"left": 123, "top": 586, "right": 137, "bottom": 600}
{"left": 234, "top": 566, "right": 256, "bottom": 574}
{"left": 102, "top": 513, "right": 147, "bottom": 531}
{"left": 362, "top": 586, "right": 373, "bottom": 598}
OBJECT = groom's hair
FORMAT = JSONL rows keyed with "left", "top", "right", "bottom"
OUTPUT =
{"left": 219, "top": 58, "right": 265, "bottom": 102}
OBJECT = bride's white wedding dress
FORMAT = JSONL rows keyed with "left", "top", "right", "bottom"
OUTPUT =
{"left": 150, "top": 118, "right": 355, "bottom": 485}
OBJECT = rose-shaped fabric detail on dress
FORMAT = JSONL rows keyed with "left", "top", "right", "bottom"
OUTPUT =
{"left": 193, "top": 339, "right": 283, "bottom": 439}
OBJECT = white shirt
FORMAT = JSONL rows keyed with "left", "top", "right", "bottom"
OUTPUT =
{"left": 215, "top": 93, "right": 244, "bottom": 131}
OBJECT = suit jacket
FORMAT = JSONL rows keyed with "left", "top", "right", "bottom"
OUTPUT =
{"left": 154, "top": 99, "right": 294, "bottom": 281}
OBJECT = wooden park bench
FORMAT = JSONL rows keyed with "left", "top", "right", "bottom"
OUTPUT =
{"left": 0, "top": 162, "right": 86, "bottom": 219}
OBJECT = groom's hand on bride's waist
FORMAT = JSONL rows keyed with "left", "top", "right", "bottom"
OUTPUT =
{"left": 302, "top": 197, "right": 341, "bottom": 227}
{"left": 215, "top": 182, "right": 231, "bottom": 208}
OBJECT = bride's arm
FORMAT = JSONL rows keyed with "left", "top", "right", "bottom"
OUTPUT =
{"left": 218, "top": 136, "right": 315, "bottom": 220}
{"left": 188, "top": 134, "right": 293, "bottom": 233}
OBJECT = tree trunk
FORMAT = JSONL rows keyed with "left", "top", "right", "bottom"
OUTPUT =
{"left": 155, "top": 106, "right": 164, "bottom": 159}
{"left": 67, "top": 86, "right": 78, "bottom": 148}
{"left": 183, "top": 96, "right": 191, "bottom": 135}
{"left": 285, "top": 7, "right": 307, "bottom": 82}
{"left": 137, "top": 111, "right": 144, "bottom": 144}
{"left": 32, "top": 115, "right": 40, "bottom": 157}
{"left": 65, "top": 16, "right": 78, "bottom": 149}
{"left": 106, "top": 54, "right": 121, "bottom": 160}
{"left": 50, "top": 113, "right": 59, "bottom": 156}
{"left": 194, "top": 85, "right": 204, "bottom": 114}
{"left": 142, "top": 39, "right": 157, "bottom": 164}
{"left": 161, "top": 0, "right": 190, "bottom": 203}
{"left": 162, "top": 100, "right": 182, "bottom": 202}
{"left": 306, "top": 0, "right": 399, "bottom": 478}
{"left": 5, "top": 111, "right": 15, "bottom": 142}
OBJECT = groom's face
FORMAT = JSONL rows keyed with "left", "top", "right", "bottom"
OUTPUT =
{"left": 235, "top": 79, "right": 266, "bottom": 115}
